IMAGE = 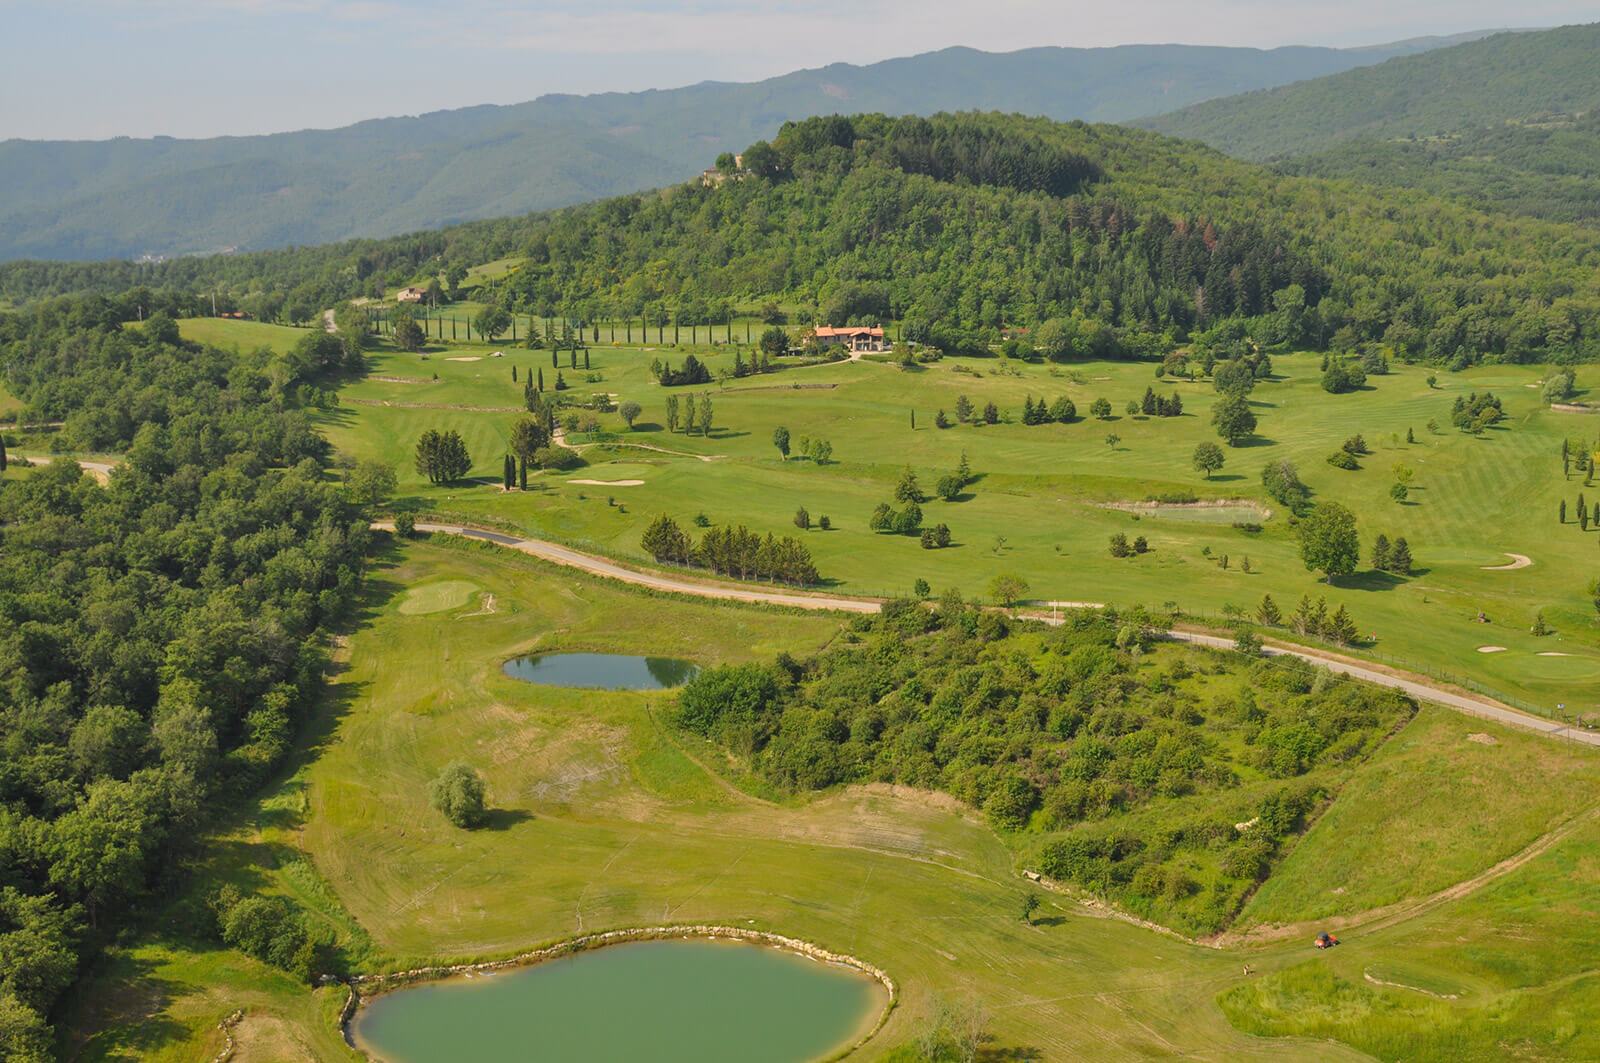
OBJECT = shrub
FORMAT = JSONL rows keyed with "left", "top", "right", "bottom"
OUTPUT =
{"left": 1326, "top": 450, "right": 1359, "bottom": 470}
{"left": 429, "top": 762, "right": 487, "bottom": 828}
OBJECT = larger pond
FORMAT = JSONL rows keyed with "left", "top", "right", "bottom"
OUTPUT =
{"left": 352, "top": 939, "right": 887, "bottom": 1063}
{"left": 502, "top": 652, "right": 697, "bottom": 690}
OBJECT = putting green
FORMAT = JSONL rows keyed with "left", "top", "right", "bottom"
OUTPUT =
{"left": 398, "top": 580, "right": 481, "bottom": 615}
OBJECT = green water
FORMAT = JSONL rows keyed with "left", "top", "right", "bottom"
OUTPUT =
{"left": 353, "top": 939, "right": 885, "bottom": 1063}
{"left": 502, "top": 652, "right": 697, "bottom": 690}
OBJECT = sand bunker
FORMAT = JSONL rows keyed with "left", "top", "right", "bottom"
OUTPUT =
{"left": 445, "top": 356, "right": 482, "bottom": 362}
{"left": 1481, "top": 553, "right": 1532, "bottom": 571}
{"left": 1476, "top": 646, "right": 1508, "bottom": 654}
{"left": 1537, "top": 651, "right": 1573, "bottom": 657}
{"left": 568, "top": 478, "right": 645, "bottom": 486}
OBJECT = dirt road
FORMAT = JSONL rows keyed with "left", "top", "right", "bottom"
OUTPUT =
{"left": 388, "top": 521, "right": 1599, "bottom": 748}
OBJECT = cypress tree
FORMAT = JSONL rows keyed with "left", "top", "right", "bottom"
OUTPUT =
{"left": 1562, "top": 499, "right": 1569, "bottom": 523}
{"left": 512, "top": 365, "right": 518, "bottom": 382}
{"left": 538, "top": 367, "right": 545, "bottom": 391}
{"left": 584, "top": 351, "right": 591, "bottom": 370}
{"left": 571, "top": 349, "right": 577, "bottom": 369}
{"left": 519, "top": 460, "right": 528, "bottom": 491}
{"left": 0, "top": 434, "right": 6, "bottom": 472}
{"left": 503, "top": 453, "right": 514, "bottom": 489}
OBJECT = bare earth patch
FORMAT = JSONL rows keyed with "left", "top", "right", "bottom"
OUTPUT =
{"left": 568, "top": 478, "right": 645, "bottom": 486}
{"left": 1466, "top": 733, "right": 1499, "bottom": 746}
{"left": 1481, "top": 553, "right": 1532, "bottom": 570}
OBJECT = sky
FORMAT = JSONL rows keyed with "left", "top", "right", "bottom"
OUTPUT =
{"left": 3, "top": 0, "right": 1596, "bottom": 141}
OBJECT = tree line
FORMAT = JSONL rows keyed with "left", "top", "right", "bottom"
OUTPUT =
{"left": 0, "top": 298, "right": 374, "bottom": 1053}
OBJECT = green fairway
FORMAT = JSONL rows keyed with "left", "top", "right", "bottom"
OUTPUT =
{"left": 254, "top": 322, "right": 1600, "bottom": 718}
{"left": 66, "top": 538, "right": 1600, "bottom": 1062}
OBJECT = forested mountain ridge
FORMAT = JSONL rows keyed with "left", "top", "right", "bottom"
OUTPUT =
{"left": 1279, "top": 112, "right": 1600, "bottom": 228}
{"left": 0, "top": 34, "right": 1488, "bottom": 262}
{"left": 6, "top": 112, "right": 1600, "bottom": 367}
{"left": 1136, "top": 23, "right": 1600, "bottom": 160}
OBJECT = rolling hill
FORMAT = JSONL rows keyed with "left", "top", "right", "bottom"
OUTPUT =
{"left": 1137, "top": 22, "right": 1600, "bottom": 160}
{"left": 0, "top": 33, "right": 1489, "bottom": 262}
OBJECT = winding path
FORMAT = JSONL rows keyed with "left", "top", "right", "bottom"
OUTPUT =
{"left": 385, "top": 521, "right": 1600, "bottom": 748}
{"left": 1481, "top": 552, "right": 1532, "bottom": 571}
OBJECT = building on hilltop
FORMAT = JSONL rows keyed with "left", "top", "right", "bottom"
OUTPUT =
{"left": 396, "top": 287, "right": 427, "bottom": 303}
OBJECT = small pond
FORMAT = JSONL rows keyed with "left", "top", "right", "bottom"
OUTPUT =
{"left": 502, "top": 652, "right": 697, "bottom": 690}
{"left": 352, "top": 939, "right": 886, "bottom": 1063}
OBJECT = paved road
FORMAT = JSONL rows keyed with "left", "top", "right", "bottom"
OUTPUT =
{"left": 391, "top": 521, "right": 1599, "bottom": 748}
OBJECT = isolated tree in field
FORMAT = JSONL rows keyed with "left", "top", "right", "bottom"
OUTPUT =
{"left": 1256, "top": 594, "right": 1281, "bottom": 627}
{"left": 773, "top": 426, "right": 790, "bottom": 460}
{"left": 392, "top": 309, "right": 425, "bottom": 352}
{"left": 1090, "top": 397, "right": 1112, "bottom": 419}
{"left": 936, "top": 473, "right": 963, "bottom": 501}
{"left": 1212, "top": 394, "right": 1257, "bottom": 446}
{"left": 473, "top": 306, "right": 511, "bottom": 343}
{"left": 1104, "top": 433, "right": 1120, "bottom": 449}
{"left": 1388, "top": 537, "right": 1413, "bottom": 574}
{"left": 989, "top": 573, "right": 1029, "bottom": 608}
{"left": 414, "top": 429, "right": 471, "bottom": 485}
{"left": 895, "top": 466, "right": 924, "bottom": 504}
{"left": 508, "top": 415, "right": 550, "bottom": 467}
{"left": 428, "top": 762, "right": 487, "bottom": 828}
{"left": 1389, "top": 483, "right": 1409, "bottom": 503}
{"left": 982, "top": 401, "right": 999, "bottom": 425}
{"left": 1212, "top": 358, "right": 1256, "bottom": 397}
{"left": 618, "top": 400, "right": 642, "bottom": 429}
{"left": 954, "top": 394, "right": 974, "bottom": 422}
{"left": 1020, "top": 891, "right": 1040, "bottom": 924}
{"left": 665, "top": 394, "right": 680, "bottom": 433}
{"left": 1192, "top": 441, "right": 1224, "bottom": 479}
{"left": 935, "top": 409, "right": 951, "bottom": 428}
{"left": 913, "top": 578, "right": 931, "bottom": 599}
{"left": 698, "top": 394, "right": 714, "bottom": 436}
{"left": 794, "top": 506, "right": 810, "bottom": 530}
{"left": 1299, "top": 502, "right": 1359, "bottom": 584}
{"left": 346, "top": 460, "right": 397, "bottom": 507}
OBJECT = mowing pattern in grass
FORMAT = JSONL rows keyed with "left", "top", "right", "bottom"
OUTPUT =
{"left": 192, "top": 311, "right": 1598, "bottom": 717}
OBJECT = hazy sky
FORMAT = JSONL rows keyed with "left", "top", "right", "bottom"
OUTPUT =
{"left": 3, "top": 1, "right": 1594, "bottom": 141}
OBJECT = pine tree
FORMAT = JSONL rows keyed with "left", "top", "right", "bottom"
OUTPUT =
{"left": 956, "top": 451, "right": 972, "bottom": 486}
{"left": 1371, "top": 533, "right": 1391, "bottom": 571}
{"left": 1562, "top": 499, "right": 1569, "bottom": 523}
{"left": 1389, "top": 537, "right": 1412, "bottom": 575}
{"left": 1256, "top": 594, "right": 1281, "bottom": 626}
{"left": 1290, "top": 594, "right": 1315, "bottom": 635}
{"left": 519, "top": 460, "right": 527, "bottom": 491}
{"left": 1325, "top": 605, "right": 1358, "bottom": 646}
{"left": 0, "top": 434, "right": 6, "bottom": 473}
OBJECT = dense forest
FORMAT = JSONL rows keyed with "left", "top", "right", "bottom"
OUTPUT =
{"left": 0, "top": 301, "right": 369, "bottom": 1057}
{"left": 1281, "top": 113, "right": 1600, "bottom": 228}
{"left": 675, "top": 603, "right": 1413, "bottom": 934}
{"left": 5, "top": 111, "right": 1600, "bottom": 366}
{"left": 1137, "top": 23, "right": 1600, "bottom": 160}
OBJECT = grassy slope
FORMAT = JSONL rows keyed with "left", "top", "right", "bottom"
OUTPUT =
{"left": 176, "top": 317, "right": 1596, "bottom": 718}
{"left": 1136, "top": 23, "right": 1600, "bottom": 159}
{"left": 67, "top": 537, "right": 1600, "bottom": 1061}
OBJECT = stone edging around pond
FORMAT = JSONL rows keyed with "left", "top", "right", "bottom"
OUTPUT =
{"left": 337, "top": 925, "right": 898, "bottom": 1062}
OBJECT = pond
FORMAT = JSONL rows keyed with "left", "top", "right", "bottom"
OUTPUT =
{"left": 502, "top": 652, "right": 697, "bottom": 690}
{"left": 351, "top": 939, "right": 887, "bottom": 1063}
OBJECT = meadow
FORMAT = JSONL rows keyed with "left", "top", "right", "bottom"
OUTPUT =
{"left": 187, "top": 317, "right": 1600, "bottom": 719}
{"left": 64, "top": 536, "right": 1600, "bottom": 1062}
